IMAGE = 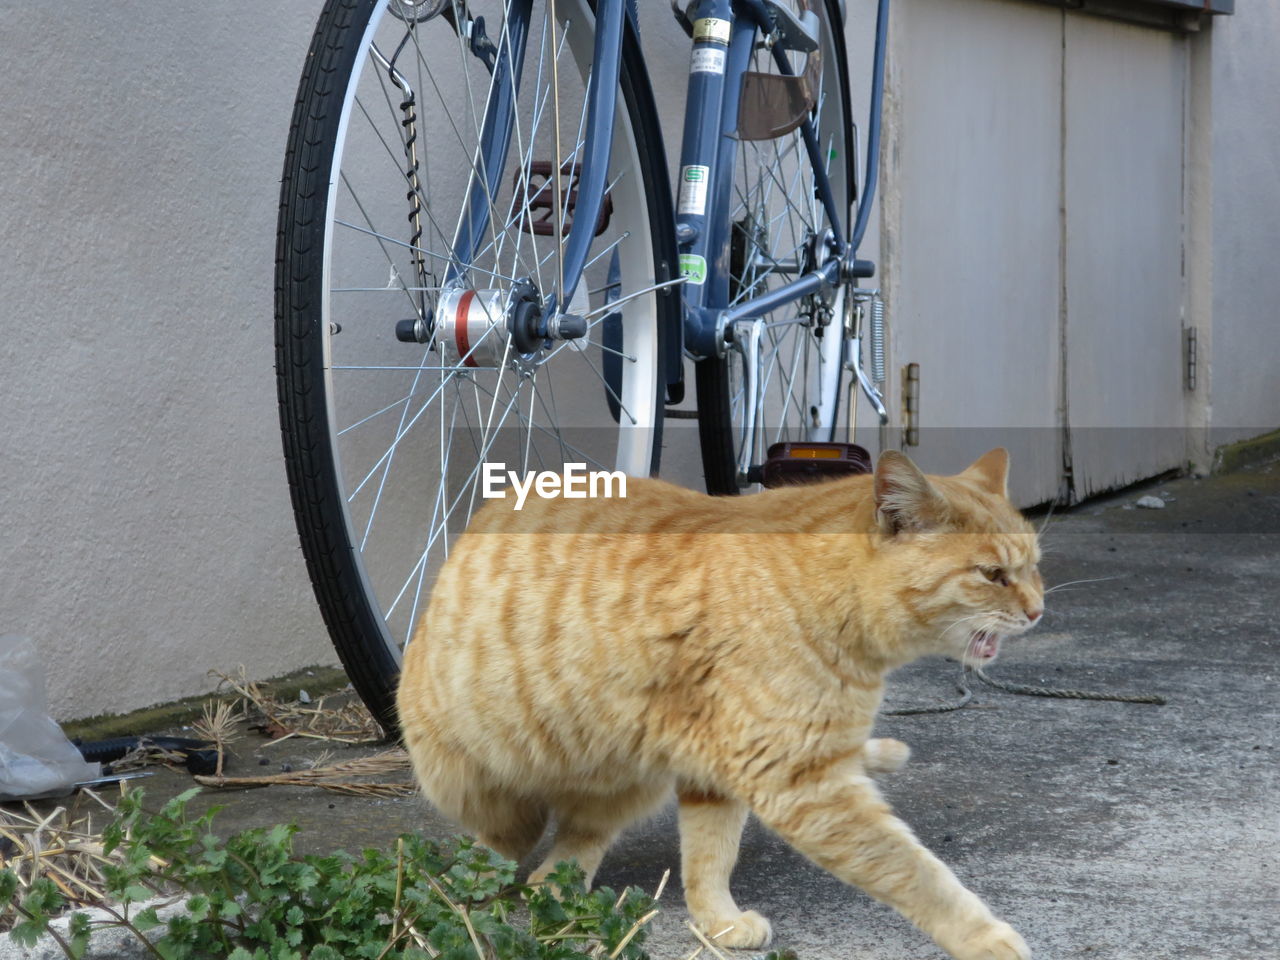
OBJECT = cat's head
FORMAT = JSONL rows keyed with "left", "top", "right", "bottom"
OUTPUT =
{"left": 872, "top": 448, "right": 1043, "bottom": 666}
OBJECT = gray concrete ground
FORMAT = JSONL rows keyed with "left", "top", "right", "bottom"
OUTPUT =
{"left": 6, "top": 461, "right": 1278, "bottom": 959}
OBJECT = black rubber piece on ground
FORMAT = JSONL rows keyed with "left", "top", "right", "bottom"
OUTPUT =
{"left": 74, "top": 736, "right": 219, "bottom": 775}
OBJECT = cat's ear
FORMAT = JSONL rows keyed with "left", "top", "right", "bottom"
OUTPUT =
{"left": 961, "top": 447, "right": 1010, "bottom": 497}
{"left": 874, "top": 451, "right": 945, "bottom": 535}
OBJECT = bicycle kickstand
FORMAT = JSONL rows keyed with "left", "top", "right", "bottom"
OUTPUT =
{"left": 844, "top": 289, "right": 889, "bottom": 427}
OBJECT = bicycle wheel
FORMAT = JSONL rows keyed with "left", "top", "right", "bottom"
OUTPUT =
{"left": 696, "top": 0, "right": 854, "bottom": 495}
{"left": 276, "top": 0, "right": 676, "bottom": 732}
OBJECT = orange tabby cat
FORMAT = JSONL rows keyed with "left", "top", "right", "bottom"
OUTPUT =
{"left": 398, "top": 448, "right": 1042, "bottom": 960}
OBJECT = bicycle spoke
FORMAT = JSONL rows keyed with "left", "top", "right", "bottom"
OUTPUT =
{"left": 336, "top": 173, "right": 422, "bottom": 314}
{"left": 279, "top": 0, "right": 664, "bottom": 719}
{"left": 333, "top": 217, "right": 523, "bottom": 286}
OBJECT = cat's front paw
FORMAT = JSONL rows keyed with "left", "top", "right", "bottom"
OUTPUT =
{"left": 863, "top": 737, "right": 911, "bottom": 775}
{"left": 951, "top": 920, "right": 1029, "bottom": 960}
{"left": 694, "top": 909, "right": 773, "bottom": 949}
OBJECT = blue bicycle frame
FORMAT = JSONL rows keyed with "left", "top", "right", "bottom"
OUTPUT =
{"left": 675, "top": 0, "right": 888, "bottom": 359}
{"left": 454, "top": 0, "right": 890, "bottom": 370}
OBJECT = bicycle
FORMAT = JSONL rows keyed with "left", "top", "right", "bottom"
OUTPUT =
{"left": 275, "top": 0, "right": 890, "bottom": 733}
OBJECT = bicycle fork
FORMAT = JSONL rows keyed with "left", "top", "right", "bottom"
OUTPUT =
{"left": 393, "top": 0, "right": 628, "bottom": 352}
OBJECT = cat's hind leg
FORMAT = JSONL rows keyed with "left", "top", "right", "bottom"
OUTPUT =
{"left": 428, "top": 777, "right": 548, "bottom": 864}
{"left": 466, "top": 788, "right": 550, "bottom": 865}
{"left": 402, "top": 730, "right": 548, "bottom": 863}
{"left": 677, "top": 788, "right": 772, "bottom": 949}
{"left": 864, "top": 737, "right": 911, "bottom": 776}
{"left": 529, "top": 781, "right": 670, "bottom": 888}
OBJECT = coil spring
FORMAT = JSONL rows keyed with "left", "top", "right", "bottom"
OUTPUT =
{"left": 373, "top": 36, "right": 428, "bottom": 296}
{"left": 400, "top": 94, "right": 426, "bottom": 286}
{"left": 870, "top": 295, "right": 886, "bottom": 386}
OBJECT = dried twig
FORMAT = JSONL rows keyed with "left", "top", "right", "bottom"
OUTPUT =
{"left": 606, "top": 907, "right": 660, "bottom": 958}
{"left": 422, "top": 872, "right": 487, "bottom": 960}
{"left": 211, "top": 667, "right": 289, "bottom": 732}
{"left": 107, "top": 744, "right": 190, "bottom": 774}
{"left": 652, "top": 868, "right": 670, "bottom": 902}
{"left": 193, "top": 749, "right": 414, "bottom": 798}
{"left": 683, "top": 920, "right": 733, "bottom": 960}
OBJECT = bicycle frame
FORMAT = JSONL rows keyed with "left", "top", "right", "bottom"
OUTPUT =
{"left": 676, "top": 0, "right": 889, "bottom": 354}
{"left": 678, "top": 0, "right": 842, "bottom": 358}
{"left": 453, "top": 0, "right": 890, "bottom": 410}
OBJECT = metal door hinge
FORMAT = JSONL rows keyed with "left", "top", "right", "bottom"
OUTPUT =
{"left": 902, "top": 362, "right": 920, "bottom": 447}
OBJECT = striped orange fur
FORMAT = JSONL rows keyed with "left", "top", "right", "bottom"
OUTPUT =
{"left": 398, "top": 448, "right": 1041, "bottom": 959}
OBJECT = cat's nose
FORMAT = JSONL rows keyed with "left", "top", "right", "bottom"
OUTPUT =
{"left": 1026, "top": 608, "right": 1042, "bottom": 623}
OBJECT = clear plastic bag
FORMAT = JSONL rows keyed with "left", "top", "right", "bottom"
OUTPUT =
{"left": 0, "top": 636, "right": 100, "bottom": 801}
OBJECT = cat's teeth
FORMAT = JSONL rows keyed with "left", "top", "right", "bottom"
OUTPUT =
{"left": 969, "top": 631, "right": 1000, "bottom": 660}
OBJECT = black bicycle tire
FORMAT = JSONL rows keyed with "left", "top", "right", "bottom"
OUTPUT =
{"left": 275, "top": 0, "right": 676, "bottom": 735}
{"left": 695, "top": 0, "right": 855, "bottom": 496}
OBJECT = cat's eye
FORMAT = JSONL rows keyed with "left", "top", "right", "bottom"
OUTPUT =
{"left": 979, "top": 565, "right": 1009, "bottom": 586}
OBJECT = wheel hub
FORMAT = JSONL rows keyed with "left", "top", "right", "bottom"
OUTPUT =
{"left": 393, "top": 279, "right": 589, "bottom": 365}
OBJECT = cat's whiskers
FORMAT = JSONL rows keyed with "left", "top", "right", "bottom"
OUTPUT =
{"left": 1043, "top": 575, "right": 1119, "bottom": 597}
{"left": 933, "top": 612, "right": 991, "bottom": 655}
{"left": 935, "top": 612, "right": 987, "bottom": 640}
{"left": 1037, "top": 502, "right": 1057, "bottom": 538}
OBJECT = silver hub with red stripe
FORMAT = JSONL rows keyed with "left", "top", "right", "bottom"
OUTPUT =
{"left": 435, "top": 288, "right": 510, "bottom": 368}
{"left": 396, "top": 279, "right": 590, "bottom": 362}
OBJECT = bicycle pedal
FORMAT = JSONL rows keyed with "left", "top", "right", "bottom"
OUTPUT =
{"left": 756, "top": 441, "right": 872, "bottom": 488}
{"left": 513, "top": 161, "right": 613, "bottom": 238}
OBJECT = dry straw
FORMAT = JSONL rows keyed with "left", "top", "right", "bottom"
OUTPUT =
{"left": 212, "top": 667, "right": 385, "bottom": 744}
{"left": 193, "top": 749, "right": 415, "bottom": 798}
{"left": 0, "top": 789, "right": 138, "bottom": 926}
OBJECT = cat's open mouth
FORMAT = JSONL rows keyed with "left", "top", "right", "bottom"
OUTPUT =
{"left": 966, "top": 631, "right": 1002, "bottom": 662}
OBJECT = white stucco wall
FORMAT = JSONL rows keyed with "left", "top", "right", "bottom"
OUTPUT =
{"left": 0, "top": 2, "right": 335, "bottom": 719}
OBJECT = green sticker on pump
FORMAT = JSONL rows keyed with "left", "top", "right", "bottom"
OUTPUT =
{"left": 680, "top": 254, "right": 707, "bottom": 285}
